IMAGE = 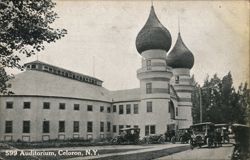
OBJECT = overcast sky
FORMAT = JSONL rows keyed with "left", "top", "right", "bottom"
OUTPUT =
{"left": 11, "top": 0, "right": 249, "bottom": 90}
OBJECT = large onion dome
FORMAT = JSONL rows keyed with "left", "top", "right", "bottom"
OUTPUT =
{"left": 166, "top": 33, "right": 194, "bottom": 69}
{"left": 136, "top": 6, "right": 172, "bottom": 54}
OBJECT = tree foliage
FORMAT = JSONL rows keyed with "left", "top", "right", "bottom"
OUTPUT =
{"left": 0, "top": 0, "right": 67, "bottom": 94}
{"left": 192, "top": 72, "right": 250, "bottom": 125}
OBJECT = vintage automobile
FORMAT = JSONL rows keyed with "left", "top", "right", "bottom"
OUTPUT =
{"left": 142, "top": 134, "right": 165, "bottom": 144}
{"left": 175, "top": 128, "right": 191, "bottom": 144}
{"left": 231, "top": 123, "right": 250, "bottom": 160}
{"left": 190, "top": 122, "right": 215, "bottom": 148}
{"left": 111, "top": 127, "right": 140, "bottom": 144}
{"left": 214, "top": 123, "right": 230, "bottom": 144}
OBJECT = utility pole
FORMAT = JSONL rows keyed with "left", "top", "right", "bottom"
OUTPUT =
{"left": 199, "top": 86, "right": 202, "bottom": 123}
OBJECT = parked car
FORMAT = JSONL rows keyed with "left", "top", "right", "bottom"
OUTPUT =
{"left": 142, "top": 134, "right": 165, "bottom": 144}
{"left": 111, "top": 127, "right": 140, "bottom": 144}
{"left": 175, "top": 128, "right": 191, "bottom": 144}
{"left": 214, "top": 123, "right": 230, "bottom": 144}
{"left": 190, "top": 122, "right": 215, "bottom": 148}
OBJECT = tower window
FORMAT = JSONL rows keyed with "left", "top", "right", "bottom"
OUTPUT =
{"left": 146, "top": 101, "right": 152, "bottom": 112}
{"left": 5, "top": 121, "right": 12, "bottom": 133}
{"left": 134, "top": 104, "right": 139, "bottom": 114}
{"left": 100, "top": 106, "right": 104, "bottom": 112}
{"left": 176, "top": 107, "right": 178, "bottom": 116}
{"left": 146, "top": 59, "right": 151, "bottom": 70}
{"left": 23, "top": 121, "right": 30, "bottom": 133}
{"left": 126, "top": 104, "right": 131, "bottom": 114}
{"left": 119, "top": 105, "right": 124, "bottom": 114}
{"left": 6, "top": 101, "right": 13, "bottom": 109}
{"left": 23, "top": 102, "right": 31, "bottom": 109}
{"left": 175, "top": 76, "right": 179, "bottom": 84}
{"left": 113, "top": 105, "right": 116, "bottom": 112}
{"left": 146, "top": 83, "right": 152, "bottom": 94}
{"left": 107, "top": 106, "right": 111, "bottom": 113}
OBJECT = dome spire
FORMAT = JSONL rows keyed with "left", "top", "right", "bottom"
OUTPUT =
{"left": 135, "top": 6, "right": 172, "bottom": 54}
{"left": 166, "top": 31, "right": 194, "bottom": 69}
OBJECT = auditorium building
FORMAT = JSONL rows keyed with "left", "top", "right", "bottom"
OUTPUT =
{"left": 0, "top": 6, "right": 195, "bottom": 142}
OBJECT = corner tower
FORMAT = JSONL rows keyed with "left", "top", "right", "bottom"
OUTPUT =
{"left": 136, "top": 6, "right": 174, "bottom": 135}
{"left": 167, "top": 32, "right": 194, "bottom": 129}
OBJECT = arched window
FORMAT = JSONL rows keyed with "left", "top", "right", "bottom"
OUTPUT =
{"left": 168, "top": 100, "right": 175, "bottom": 119}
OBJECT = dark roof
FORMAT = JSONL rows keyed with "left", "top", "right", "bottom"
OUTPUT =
{"left": 166, "top": 33, "right": 194, "bottom": 69}
{"left": 135, "top": 6, "right": 172, "bottom": 54}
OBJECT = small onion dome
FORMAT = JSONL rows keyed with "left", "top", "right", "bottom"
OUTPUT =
{"left": 136, "top": 6, "right": 172, "bottom": 54}
{"left": 166, "top": 33, "right": 194, "bottom": 69}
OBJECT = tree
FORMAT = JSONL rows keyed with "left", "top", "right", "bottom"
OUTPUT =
{"left": 191, "top": 72, "right": 250, "bottom": 125}
{"left": 0, "top": 0, "right": 67, "bottom": 94}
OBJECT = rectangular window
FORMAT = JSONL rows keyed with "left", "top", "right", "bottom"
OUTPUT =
{"left": 5, "top": 121, "right": 12, "bottom": 133}
{"left": 107, "top": 107, "right": 111, "bottom": 113}
{"left": 176, "top": 107, "right": 178, "bottom": 116}
{"left": 59, "top": 121, "right": 65, "bottom": 132}
{"left": 87, "top": 105, "right": 93, "bottom": 111}
{"left": 119, "top": 125, "right": 124, "bottom": 132}
{"left": 146, "top": 83, "right": 152, "bottom": 94}
{"left": 146, "top": 59, "right": 151, "bottom": 70}
{"left": 126, "top": 125, "right": 131, "bottom": 128}
{"left": 150, "top": 125, "right": 156, "bottom": 134}
{"left": 133, "top": 104, "right": 139, "bottom": 114}
{"left": 100, "top": 122, "right": 104, "bottom": 132}
{"left": 113, "top": 125, "right": 117, "bottom": 133}
{"left": 119, "top": 105, "right": 124, "bottom": 114}
{"left": 175, "top": 76, "right": 179, "bottom": 84}
{"left": 126, "top": 104, "right": 131, "bottom": 114}
{"left": 73, "top": 121, "right": 79, "bottom": 132}
{"left": 43, "top": 121, "right": 50, "bottom": 133}
{"left": 113, "top": 105, "right": 116, "bottom": 112}
{"left": 145, "top": 125, "right": 149, "bottom": 136}
{"left": 31, "top": 64, "right": 36, "bottom": 69}
{"left": 74, "top": 104, "right": 80, "bottom": 110}
{"left": 23, "top": 121, "right": 30, "bottom": 133}
{"left": 168, "top": 83, "right": 171, "bottom": 93}
{"left": 147, "top": 101, "right": 153, "bottom": 112}
{"left": 100, "top": 106, "right": 104, "bottom": 112}
{"left": 107, "top": 122, "right": 111, "bottom": 132}
{"left": 59, "top": 103, "right": 65, "bottom": 110}
{"left": 23, "top": 102, "right": 31, "bottom": 109}
{"left": 6, "top": 102, "right": 13, "bottom": 109}
{"left": 43, "top": 102, "right": 50, "bottom": 109}
{"left": 87, "top": 121, "right": 93, "bottom": 132}
{"left": 145, "top": 125, "right": 156, "bottom": 135}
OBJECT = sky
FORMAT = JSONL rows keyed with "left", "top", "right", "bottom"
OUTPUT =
{"left": 10, "top": 0, "right": 249, "bottom": 91}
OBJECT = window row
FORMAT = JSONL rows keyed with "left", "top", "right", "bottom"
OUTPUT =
{"left": 5, "top": 102, "right": 95, "bottom": 111}
{"left": 5, "top": 121, "right": 143, "bottom": 134}
{"left": 5, "top": 121, "right": 94, "bottom": 134}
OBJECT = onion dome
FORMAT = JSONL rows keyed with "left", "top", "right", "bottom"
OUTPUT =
{"left": 136, "top": 6, "right": 172, "bottom": 54}
{"left": 166, "top": 33, "right": 194, "bottom": 69}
